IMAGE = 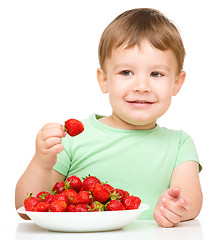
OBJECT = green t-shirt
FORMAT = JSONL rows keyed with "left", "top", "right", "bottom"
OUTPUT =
{"left": 53, "top": 114, "right": 201, "bottom": 219}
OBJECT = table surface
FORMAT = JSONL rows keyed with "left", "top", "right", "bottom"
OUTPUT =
{"left": 1, "top": 217, "right": 212, "bottom": 240}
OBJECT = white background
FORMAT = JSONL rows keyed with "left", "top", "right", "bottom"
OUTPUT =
{"left": 0, "top": 0, "right": 217, "bottom": 236}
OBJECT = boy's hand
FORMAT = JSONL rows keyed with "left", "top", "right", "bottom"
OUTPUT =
{"left": 153, "top": 187, "right": 192, "bottom": 228}
{"left": 34, "top": 123, "right": 66, "bottom": 169}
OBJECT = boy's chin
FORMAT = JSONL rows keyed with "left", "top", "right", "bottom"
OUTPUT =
{"left": 123, "top": 118, "right": 157, "bottom": 130}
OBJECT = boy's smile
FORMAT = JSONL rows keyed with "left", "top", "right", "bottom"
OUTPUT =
{"left": 97, "top": 40, "right": 185, "bottom": 130}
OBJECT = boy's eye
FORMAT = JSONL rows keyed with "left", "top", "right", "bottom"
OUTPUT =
{"left": 150, "top": 72, "right": 163, "bottom": 77}
{"left": 120, "top": 70, "right": 133, "bottom": 76}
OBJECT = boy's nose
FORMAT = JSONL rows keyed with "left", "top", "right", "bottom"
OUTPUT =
{"left": 133, "top": 76, "right": 151, "bottom": 92}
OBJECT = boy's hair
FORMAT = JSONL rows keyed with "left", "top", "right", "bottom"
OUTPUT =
{"left": 98, "top": 8, "right": 185, "bottom": 73}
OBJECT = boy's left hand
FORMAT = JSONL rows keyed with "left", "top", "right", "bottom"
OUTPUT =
{"left": 153, "top": 187, "right": 192, "bottom": 228}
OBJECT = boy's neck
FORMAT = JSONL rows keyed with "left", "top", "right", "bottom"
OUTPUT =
{"left": 98, "top": 115, "right": 157, "bottom": 130}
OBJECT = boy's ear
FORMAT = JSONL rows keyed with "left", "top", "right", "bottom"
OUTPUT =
{"left": 173, "top": 71, "right": 186, "bottom": 96}
{"left": 97, "top": 68, "right": 108, "bottom": 93}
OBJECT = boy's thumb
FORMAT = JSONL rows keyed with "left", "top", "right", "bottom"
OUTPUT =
{"left": 168, "top": 187, "right": 181, "bottom": 198}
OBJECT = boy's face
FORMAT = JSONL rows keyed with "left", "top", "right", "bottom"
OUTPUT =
{"left": 97, "top": 40, "right": 185, "bottom": 130}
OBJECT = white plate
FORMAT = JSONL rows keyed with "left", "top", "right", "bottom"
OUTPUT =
{"left": 17, "top": 203, "right": 149, "bottom": 232}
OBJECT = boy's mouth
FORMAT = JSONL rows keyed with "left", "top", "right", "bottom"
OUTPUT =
{"left": 126, "top": 99, "right": 156, "bottom": 108}
{"left": 127, "top": 100, "right": 155, "bottom": 104}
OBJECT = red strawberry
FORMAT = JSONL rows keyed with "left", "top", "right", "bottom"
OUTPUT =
{"left": 110, "top": 188, "right": 126, "bottom": 202}
{"left": 36, "top": 191, "right": 54, "bottom": 204}
{"left": 90, "top": 201, "right": 105, "bottom": 212}
{"left": 62, "top": 189, "right": 77, "bottom": 202}
{"left": 66, "top": 175, "right": 83, "bottom": 192}
{"left": 102, "top": 183, "right": 114, "bottom": 192}
{"left": 64, "top": 119, "right": 84, "bottom": 137}
{"left": 74, "top": 204, "right": 89, "bottom": 212}
{"left": 83, "top": 175, "right": 101, "bottom": 192}
{"left": 52, "top": 194, "right": 70, "bottom": 206}
{"left": 79, "top": 187, "right": 84, "bottom": 192}
{"left": 50, "top": 200, "right": 67, "bottom": 212}
{"left": 52, "top": 181, "right": 66, "bottom": 194}
{"left": 34, "top": 202, "right": 50, "bottom": 212}
{"left": 122, "top": 196, "right": 141, "bottom": 210}
{"left": 106, "top": 200, "right": 126, "bottom": 211}
{"left": 124, "top": 191, "right": 130, "bottom": 197}
{"left": 36, "top": 191, "right": 49, "bottom": 198}
{"left": 67, "top": 204, "right": 76, "bottom": 212}
{"left": 71, "top": 191, "right": 92, "bottom": 205}
{"left": 24, "top": 194, "right": 40, "bottom": 211}
{"left": 92, "top": 183, "right": 110, "bottom": 203}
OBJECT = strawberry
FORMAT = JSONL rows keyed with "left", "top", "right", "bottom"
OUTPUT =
{"left": 92, "top": 183, "right": 110, "bottom": 203}
{"left": 34, "top": 202, "right": 50, "bottom": 212}
{"left": 83, "top": 175, "right": 101, "bottom": 192}
{"left": 74, "top": 204, "right": 89, "bottom": 212}
{"left": 124, "top": 191, "right": 130, "bottom": 197}
{"left": 79, "top": 187, "right": 84, "bottom": 192}
{"left": 67, "top": 204, "right": 76, "bottom": 212}
{"left": 52, "top": 181, "right": 66, "bottom": 194}
{"left": 64, "top": 119, "right": 84, "bottom": 137}
{"left": 24, "top": 193, "right": 40, "bottom": 211}
{"left": 36, "top": 191, "right": 54, "bottom": 204}
{"left": 122, "top": 196, "right": 141, "bottom": 210}
{"left": 90, "top": 201, "right": 105, "bottom": 212}
{"left": 110, "top": 188, "right": 126, "bottom": 202}
{"left": 66, "top": 175, "right": 83, "bottom": 192}
{"left": 62, "top": 189, "right": 77, "bottom": 202}
{"left": 102, "top": 183, "right": 114, "bottom": 192}
{"left": 36, "top": 191, "right": 49, "bottom": 199}
{"left": 52, "top": 194, "right": 70, "bottom": 206}
{"left": 106, "top": 200, "right": 126, "bottom": 211}
{"left": 50, "top": 200, "right": 67, "bottom": 212}
{"left": 71, "top": 191, "right": 92, "bottom": 205}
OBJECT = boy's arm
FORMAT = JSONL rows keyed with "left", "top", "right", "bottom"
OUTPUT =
{"left": 15, "top": 160, "right": 65, "bottom": 210}
{"left": 15, "top": 123, "right": 66, "bottom": 219}
{"left": 154, "top": 161, "right": 202, "bottom": 227}
{"left": 170, "top": 160, "right": 202, "bottom": 221}
{"left": 15, "top": 165, "right": 65, "bottom": 219}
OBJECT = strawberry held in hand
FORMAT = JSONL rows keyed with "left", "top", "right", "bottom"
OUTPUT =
{"left": 64, "top": 118, "right": 84, "bottom": 137}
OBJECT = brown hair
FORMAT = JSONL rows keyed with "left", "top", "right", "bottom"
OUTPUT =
{"left": 98, "top": 8, "right": 185, "bottom": 72}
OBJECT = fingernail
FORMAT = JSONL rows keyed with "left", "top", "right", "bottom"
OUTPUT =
{"left": 160, "top": 206, "right": 164, "bottom": 211}
{"left": 162, "top": 198, "right": 166, "bottom": 203}
{"left": 179, "top": 199, "right": 184, "bottom": 204}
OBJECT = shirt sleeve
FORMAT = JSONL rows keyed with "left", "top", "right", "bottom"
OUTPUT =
{"left": 175, "top": 131, "right": 202, "bottom": 172}
{"left": 53, "top": 134, "right": 73, "bottom": 176}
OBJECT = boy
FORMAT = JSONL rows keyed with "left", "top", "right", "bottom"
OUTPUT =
{"left": 15, "top": 8, "right": 202, "bottom": 227}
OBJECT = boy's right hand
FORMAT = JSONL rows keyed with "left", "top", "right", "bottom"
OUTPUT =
{"left": 34, "top": 123, "right": 66, "bottom": 170}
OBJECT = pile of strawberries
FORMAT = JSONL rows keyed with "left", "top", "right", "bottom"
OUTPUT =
{"left": 24, "top": 175, "right": 141, "bottom": 212}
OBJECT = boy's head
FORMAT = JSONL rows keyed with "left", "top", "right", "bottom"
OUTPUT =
{"left": 98, "top": 8, "right": 185, "bottom": 74}
{"left": 97, "top": 8, "right": 186, "bottom": 129}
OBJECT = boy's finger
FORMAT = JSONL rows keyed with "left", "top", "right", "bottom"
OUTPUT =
{"left": 161, "top": 197, "right": 186, "bottom": 216}
{"left": 160, "top": 206, "right": 181, "bottom": 224}
{"left": 44, "top": 137, "right": 62, "bottom": 149}
{"left": 177, "top": 197, "right": 192, "bottom": 210}
{"left": 40, "top": 127, "right": 66, "bottom": 140}
{"left": 43, "top": 123, "right": 65, "bottom": 131}
{"left": 155, "top": 212, "right": 175, "bottom": 228}
{"left": 168, "top": 187, "right": 181, "bottom": 198}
